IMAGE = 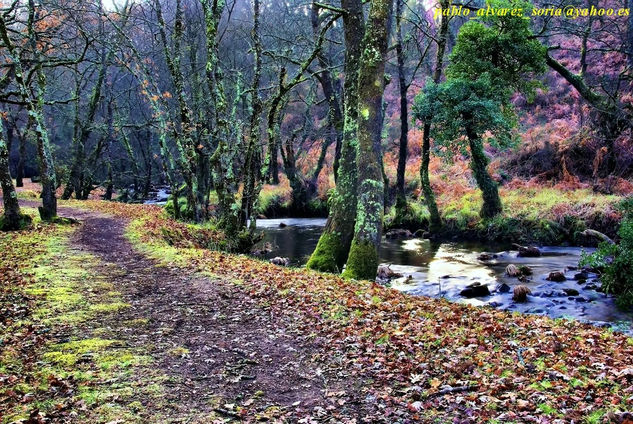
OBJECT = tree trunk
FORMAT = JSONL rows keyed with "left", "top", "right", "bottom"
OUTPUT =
{"left": 420, "top": 0, "right": 449, "bottom": 231}
{"left": 241, "top": 0, "right": 264, "bottom": 233}
{"left": 0, "top": 135, "right": 24, "bottom": 230}
{"left": 395, "top": 0, "right": 408, "bottom": 211}
{"left": 465, "top": 123, "right": 502, "bottom": 219}
{"left": 342, "top": 0, "right": 393, "bottom": 280}
{"left": 16, "top": 118, "right": 26, "bottom": 188}
{"left": 0, "top": 1, "right": 59, "bottom": 220}
{"left": 306, "top": 0, "right": 365, "bottom": 273}
{"left": 281, "top": 135, "right": 309, "bottom": 214}
{"left": 156, "top": 0, "right": 202, "bottom": 221}
{"left": 311, "top": 1, "right": 344, "bottom": 183}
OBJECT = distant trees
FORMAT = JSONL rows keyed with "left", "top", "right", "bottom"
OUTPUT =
{"left": 414, "top": 5, "right": 546, "bottom": 218}
{"left": 534, "top": 0, "right": 632, "bottom": 178}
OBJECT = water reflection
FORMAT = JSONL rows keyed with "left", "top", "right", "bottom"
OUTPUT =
{"left": 254, "top": 218, "right": 633, "bottom": 330}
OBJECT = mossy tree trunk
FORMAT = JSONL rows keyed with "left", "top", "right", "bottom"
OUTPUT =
{"left": 156, "top": 0, "right": 204, "bottom": 221}
{"left": 306, "top": 0, "right": 364, "bottom": 273}
{"left": 394, "top": 0, "right": 408, "bottom": 212}
{"left": 63, "top": 1, "right": 111, "bottom": 201}
{"left": 0, "top": 135, "right": 23, "bottom": 230}
{"left": 545, "top": 52, "right": 630, "bottom": 177}
{"left": 420, "top": 0, "right": 449, "bottom": 232}
{"left": 241, "top": 0, "right": 264, "bottom": 232}
{"left": 342, "top": 0, "right": 393, "bottom": 281}
{"left": 465, "top": 122, "right": 502, "bottom": 219}
{"left": 16, "top": 119, "right": 26, "bottom": 188}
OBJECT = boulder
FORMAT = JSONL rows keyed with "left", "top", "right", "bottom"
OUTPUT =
{"left": 513, "top": 285, "right": 532, "bottom": 302}
{"left": 460, "top": 282, "right": 490, "bottom": 298}
{"left": 518, "top": 265, "right": 533, "bottom": 276}
{"left": 377, "top": 265, "right": 403, "bottom": 281}
{"left": 269, "top": 257, "right": 290, "bottom": 266}
{"left": 385, "top": 229, "right": 414, "bottom": 239}
{"left": 574, "top": 271, "right": 589, "bottom": 281}
{"left": 513, "top": 244, "right": 541, "bottom": 257}
{"left": 496, "top": 283, "right": 511, "bottom": 293}
{"left": 547, "top": 271, "right": 567, "bottom": 282}
{"left": 477, "top": 253, "right": 495, "bottom": 261}
{"left": 562, "top": 288, "right": 580, "bottom": 296}
{"left": 278, "top": 222, "right": 288, "bottom": 228}
{"left": 505, "top": 264, "right": 520, "bottom": 277}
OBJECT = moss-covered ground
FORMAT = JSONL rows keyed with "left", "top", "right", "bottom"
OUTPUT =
{"left": 0, "top": 207, "right": 166, "bottom": 423}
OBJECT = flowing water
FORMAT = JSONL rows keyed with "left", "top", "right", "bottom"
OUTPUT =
{"left": 255, "top": 218, "right": 633, "bottom": 332}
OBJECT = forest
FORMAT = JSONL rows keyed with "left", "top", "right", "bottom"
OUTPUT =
{"left": 0, "top": 0, "right": 633, "bottom": 422}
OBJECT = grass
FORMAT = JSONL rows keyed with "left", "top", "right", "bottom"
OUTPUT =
{"left": 384, "top": 186, "right": 624, "bottom": 244}
{"left": 0, "top": 212, "right": 166, "bottom": 423}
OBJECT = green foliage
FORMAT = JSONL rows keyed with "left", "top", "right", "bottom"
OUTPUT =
{"left": 384, "top": 201, "right": 430, "bottom": 231}
{"left": 413, "top": 0, "right": 546, "bottom": 156}
{"left": 413, "top": 75, "right": 516, "bottom": 157}
{"left": 448, "top": 0, "right": 546, "bottom": 98}
{"left": 581, "top": 197, "right": 633, "bottom": 308}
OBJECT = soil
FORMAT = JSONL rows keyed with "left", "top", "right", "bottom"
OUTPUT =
{"left": 13, "top": 201, "right": 374, "bottom": 422}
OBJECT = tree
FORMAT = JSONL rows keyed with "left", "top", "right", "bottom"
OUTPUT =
{"left": 414, "top": 3, "right": 546, "bottom": 218}
{"left": 419, "top": 0, "right": 451, "bottom": 232}
{"left": 0, "top": 1, "right": 61, "bottom": 220}
{"left": 306, "top": 0, "right": 365, "bottom": 273}
{"left": 341, "top": 0, "right": 393, "bottom": 280}
{"left": 0, "top": 132, "right": 29, "bottom": 230}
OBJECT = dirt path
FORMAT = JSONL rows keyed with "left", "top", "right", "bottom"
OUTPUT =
{"left": 15, "top": 202, "right": 372, "bottom": 422}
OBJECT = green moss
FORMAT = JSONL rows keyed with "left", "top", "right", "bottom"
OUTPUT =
{"left": 384, "top": 201, "right": 430, "bottom": 231}
{"left": 306, "top": 232, "right": 345, "bottom": 273}
{"left": 90, "top": 302, "right": 131, "bottom": 313}
{"left": 43, "top": 339, "right": 118, "bottom": 366}
{"left": 341, "top": 239, "right": 379, "bottom": 280}
{"left": 0, "top": 213, "right": 32, "bottom": 231}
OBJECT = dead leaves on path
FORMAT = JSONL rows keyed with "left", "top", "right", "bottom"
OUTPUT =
{"left": 41, "top": 201, "right": 633, "bottom": 421}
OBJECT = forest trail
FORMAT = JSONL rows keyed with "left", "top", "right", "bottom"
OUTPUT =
{"left": 12, "top": 200, "right": 371, "bottom": 422}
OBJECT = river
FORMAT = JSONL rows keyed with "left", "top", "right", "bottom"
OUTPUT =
{"left": 254, "top": 218, "right": 633, "bottom": 332}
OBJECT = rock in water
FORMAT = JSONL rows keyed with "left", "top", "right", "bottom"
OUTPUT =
{"left": 385, "top": 229, "right": 413, "bottom": 239}
{"left": 269, "top": 257, "right": 290, "bottom": 266}
{"left": 547, "top": 271, "right": 566, "bottom": 282}
{"left": 563, "top": 288, "right": 580, "bottom": 296}
{"left": 514, "top": 244, "right": 541, "bottom": 257}
{"left": 377, "top": 265, "right": 403, "bottom": 281}
{"left": 496, "top": 283, "right": 511, "bottom": 293}
{"left": 460, "top": 282, "right": 490, "bottom": 298}
{"left": 513, "top": 285, "right": 532, "bottom": 302}
{"left": 505, "top": 264, "right": 520, "bottom": 277}
{"left": 518, "top": 265, "right": 533, "bottom": 275}
{"left": 278, "top": 222, "right": 288, "bottom": 228}
{"left": 574, "top": 271, "right": 589, "bottom": 281}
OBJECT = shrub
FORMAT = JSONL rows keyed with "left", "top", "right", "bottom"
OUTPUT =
{"left": 384, "top": 202, "right": 430, "bottom": 232}
{"left": 581, "top": 197, "right": 633, "bottom": 308}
